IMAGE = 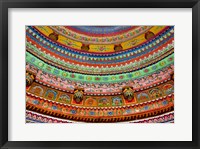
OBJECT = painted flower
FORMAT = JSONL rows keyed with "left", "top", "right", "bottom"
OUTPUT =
{"left": 78, "top": 75, "right": 84, "bottom": 79}
{"left": 38, "top": 62, "right": 44, "bottom": 67}
{"left": 87, "top": 76, "right": 92, "bottom": 81}
{"left": 107, "top": 111, "right": 113, "bottom": 116}
{"left": 152, "top": 65, "right": 157, "bottom": 70}
{"left": 144, "top": 106, "right": 149, "bottom": 110}
{"left": 135, "top": 72, "right": 140, "bottom": 76}
{"left": 119, "top": 75, "right": 124, "bottom": 79}
{"left": 144, "top": 69, "right": 149, "bottom": 73}
{"left": 127, "top": 74, "right": 133, "bottom": 78}
{"left": 98, "top": 111, "right": 104, "bottom": 116}
{"left": 43, "top": 102, "right": 48, "bottom": 108}
{"left": 46, "top": 66, "right": 52, "bottom": 71}
{"left": 89, "top": 111, "right": 95, "bottom": 116}
{"left": 32, "top": 100, "right": 39, "bottom": 105}
{"left": 103, "top": 77, "right": 109, "bottom": 81}
{"left": 31, "top": 58, "right": 35, "bottom": 62}
{"left": 95, "top": 77, "right": 100, "bottom": 81}
{"left": 70, "top": 74, "right": 75, "bottom": 78}
{"left": 160, "top": 61, "right": 166, "bottom": 66}
{"left": 62, "top": 108, "right": 67, "bottom": 113}
{"left": 162, "top": 100, "right": 168, "bottom": 105}
{"left": 53, "top": 69, "right": 59, "bottom": 74}
{"left": 62, "top": 72, "right": 68, "bottom": 77}
{"left": 52, "top": 106, "right": 57, "bottom": 110}
{"left": 70, "top": 110, "right": 77, "bottom": 114}
{"left": 111, "top": 76, "right": 116, "bottom": 80}
{"left": 126, "top": 109, "right": 131, "bottom": 114}
{"left": 168, "top": 57, "right": 173, "bottom": 61}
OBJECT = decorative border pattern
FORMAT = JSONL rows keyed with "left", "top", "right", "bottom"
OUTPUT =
{"left": 26, "top": 38, "right": 174, "bottom": 74}
{"left": 26, "top": 93, "right": 174, "bottom": 122}
{"left": 49, "top": 26, "right": 153, "bottom": 44}
{"left": 26, "top": 110, "right": 174, "bottom": 123}
{"left": 26, "top": 52, "right": 174, "bottom": 83}
{"left": 26, "top": 80, "right": 174, "bottom": 109}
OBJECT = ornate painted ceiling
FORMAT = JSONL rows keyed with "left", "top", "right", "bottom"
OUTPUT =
{"left": 26, "top": 26, "right": 174, "bottom": 123}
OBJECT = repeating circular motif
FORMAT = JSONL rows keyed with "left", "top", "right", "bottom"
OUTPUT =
{"left": 38, "top": 62, "right": 44, "bottom": 67}
{"left": 144, "top": 69, "right": 149, "bottom": 73}
{"left": 87, "top": 76, "right": 92, "bottom": 81}
{"left": 70, "top": 74, "right": 76, "bottom": 78}
{"left": 62, "top": 72, "right": 68, "bottom": 77}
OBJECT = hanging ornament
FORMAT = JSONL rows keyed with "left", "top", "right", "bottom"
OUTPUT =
{"left": 114, "top": 44, "right": 123, "bottom": 52}
{"left": 145, "top": 31, "right": 155, "bottom": 40}
{"left": 26, "top": 71, "right": 35, "bottom": 87}
{"left": 122, "top": 86, "right": 135, "bottom": 102}
{"left": 81, "top": 44, "right": 90, "bottom": 51}
{"left": 49, "top": 32, "right": 59, "bottom": 41}
{"left": 73, "top": 88, "right": 84, "bottom": 103}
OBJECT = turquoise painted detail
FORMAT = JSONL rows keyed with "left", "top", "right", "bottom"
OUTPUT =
{"left": 26, "top": 52, "right": 174, "bottom": 83}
